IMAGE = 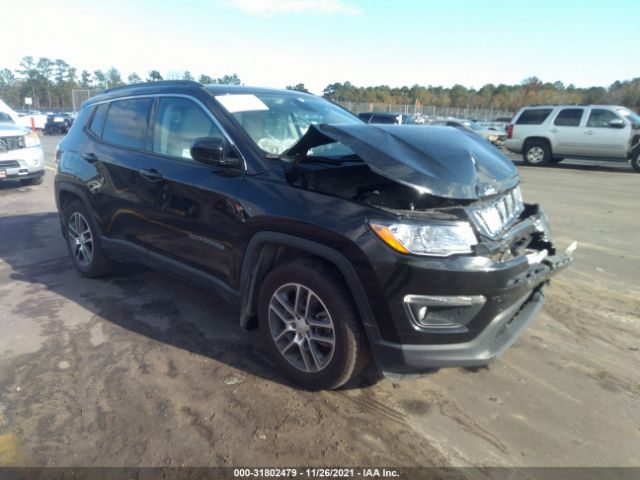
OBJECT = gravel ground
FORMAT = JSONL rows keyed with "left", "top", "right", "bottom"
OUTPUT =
{"left": 0, "top": 135, "right": 638, "bottom": 468}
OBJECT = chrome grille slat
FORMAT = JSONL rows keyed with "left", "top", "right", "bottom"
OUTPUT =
{"left": 0, "top": 160, "right": 20, "bottom": 168}
{"left": 468, "top": 187, "right": 525, "bottom": 239}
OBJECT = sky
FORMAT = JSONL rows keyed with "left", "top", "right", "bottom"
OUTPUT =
{"left": 2, "top": 0, "right": 639, "bottom": 95}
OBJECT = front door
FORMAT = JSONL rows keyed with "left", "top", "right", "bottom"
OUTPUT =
{"left": 581, "top": 108, "right": 630, "bottom": 159}
{"left": 136, "top": 96, "right": 245, "bottom": 286}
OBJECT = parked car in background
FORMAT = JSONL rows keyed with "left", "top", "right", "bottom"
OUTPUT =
{"left": 468, "top": 122, "right": 507, "bottom": 147}
{"left": 0, "top": 114, "right": 45, "bottom": 186}
{"left": 15, "top": 110, "right": 47, "bottom": 131}
{"left": 428, "top": 119, "right": 502, "bottom": 145}
{"left": 54, "top": 81, "right": 572, "bottom": 389}
{"left": 505, "top": 104, "right": 640, "bottom": 171}
{"left": 358, "top": 112, "right": 403, "bottom": 124}
{"left": 45, "top": 113, "right": 74, "bottom": 135}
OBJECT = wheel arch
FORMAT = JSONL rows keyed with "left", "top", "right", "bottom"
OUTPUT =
{"left": 523, "top": 136, "right": 552, "bottom": 154}
{"left": 238, "top": 232, "right": 379, "bottom": 342}
{"left": 56, "top": 183, "right": 94, "bottom": 238}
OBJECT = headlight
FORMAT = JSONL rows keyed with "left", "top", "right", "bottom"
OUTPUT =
{"left": 371, "top": 221, "right": 478, "bottom": 257}
{"left": 24, "top": 131, "right": 41, "bottom": 148}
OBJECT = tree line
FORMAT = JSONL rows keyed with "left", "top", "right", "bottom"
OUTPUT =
{"left": 321, "top": 77, "right": 640, "bottom": 113}
{"left": 0, "top": 56, "right": 242, "bottom": 111}
{"left": 2, "top": 56, "right": 639, "bottom": 113}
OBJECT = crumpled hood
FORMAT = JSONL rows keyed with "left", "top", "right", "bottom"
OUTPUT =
{"left": 285, "top": 124, "right": 520, "bottom": 200}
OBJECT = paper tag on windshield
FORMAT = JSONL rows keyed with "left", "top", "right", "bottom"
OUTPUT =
{"left": 215, "top": 94, "right": 268, "bottom": 113}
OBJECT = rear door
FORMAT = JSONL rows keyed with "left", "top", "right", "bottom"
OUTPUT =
{"left": 581, "top": 108, "right": 630, "bottom": 158}
{"left": 136, "top": 96, "right": 245, "bottom": 286}
{"left": 84, "top": 97, "right": 153, "bottom": 248}
{"left": 547, "top": 108, "right": 585, "bottom": 156}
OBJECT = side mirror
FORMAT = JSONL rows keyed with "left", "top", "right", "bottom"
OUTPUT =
{"left": 608, "top": 118, "right": 625, "bottom": 129}
{"left": 190, "top": 137, "right": 241, "bottom": 168}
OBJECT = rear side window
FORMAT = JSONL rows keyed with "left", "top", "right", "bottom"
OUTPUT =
{"left": 89, "top": 104, "right": 108, "bottom": 136}
{"left": 516, "top": 109, "right": 553, "bottom": 125}
{"left": 102, "top": 98, "right": 153, "bottom": 149}
{"left": 587, "top": 109, "right": 620, "bottom": 128}
{"left": 554, "top": 108, "right": 584, "bottom": 127}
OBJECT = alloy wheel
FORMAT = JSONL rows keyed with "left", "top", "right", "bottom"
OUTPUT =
{"left": 268, "top": 283, "right": 336, "bottom": 373}
{"left": 67, "top": 212, "right": 93, "bottom": 268}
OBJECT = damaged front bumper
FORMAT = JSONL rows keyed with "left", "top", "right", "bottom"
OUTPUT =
{"left": 361, "top": 204, "right": 575, "bottom": 375}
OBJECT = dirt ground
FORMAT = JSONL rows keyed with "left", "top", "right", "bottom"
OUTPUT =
{"left": 0, "top": 136, "right": 638, "bottom": 468}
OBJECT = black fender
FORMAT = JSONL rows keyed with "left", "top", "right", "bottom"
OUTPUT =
{"left": 54, "top": 182, "right": 95, "bottom": 238}
{"left": 238, "top": 231, "right": 384, "bottom": 347}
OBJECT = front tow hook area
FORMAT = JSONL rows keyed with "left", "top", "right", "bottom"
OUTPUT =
{"left": 509, "top": 241, "right": 576, "bottom": 289}
{"left": 542, "top": 241, "right": 577, "bottom": 274}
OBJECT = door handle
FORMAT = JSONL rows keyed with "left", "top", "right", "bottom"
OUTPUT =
{"left": 584, "top": 130, "right": 594, "bottom": 135}
{"left": 549, "top": 128, "right": 558, "bottom": 133}
{"left": 139, "top": 168, "right": 164, "bottom": 182}
{"left": 82, "top": 152, "right": 98, "bottom": 163}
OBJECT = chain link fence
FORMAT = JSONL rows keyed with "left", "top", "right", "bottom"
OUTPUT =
{"left": 336, "top": 101, "right": 513, "bottom": 121}
{"left": 72, "top": 89, "right": 102, "bottom": 112}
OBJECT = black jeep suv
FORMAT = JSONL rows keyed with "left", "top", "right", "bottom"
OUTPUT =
{"left": 54, "top": 81, "right": 573, "bottom": 389}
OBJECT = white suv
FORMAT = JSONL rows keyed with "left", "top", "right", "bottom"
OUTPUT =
{"left": 505, "top": 105, "right": 640, "bottom": 171}
{"left": 0, "top": 112, "right": 45, "bottom": 185}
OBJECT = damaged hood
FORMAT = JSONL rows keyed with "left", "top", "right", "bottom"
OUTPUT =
{"left": 285, "top": 124, "right": 519, "bottom": 200}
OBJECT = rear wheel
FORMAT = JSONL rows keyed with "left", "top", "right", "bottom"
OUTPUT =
{"left": 523, "top": 140, "right": 551, "bottom": 166}
{"left": 258, "top": 258, "right": 369, "bottom": 390}
{"left": 62, "top": 200, "right": 114, "bottom": 277}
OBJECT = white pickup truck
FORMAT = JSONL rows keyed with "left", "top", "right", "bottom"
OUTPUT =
{"left": 505, "top": 104, "right": 640, "bottom": 172}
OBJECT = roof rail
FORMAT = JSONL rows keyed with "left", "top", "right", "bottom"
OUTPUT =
{"left": 102, "top": 80, "right": 202, "bottom": 94}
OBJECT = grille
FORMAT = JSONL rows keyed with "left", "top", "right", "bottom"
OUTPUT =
{"left": 468, "top": 187, "right": 524, "bottom": 239}
{"left": 0, "top": 136, "right": 26, "bottom": 153}
{"left": 0, "top": 160, "right": 20, "bottom": 168}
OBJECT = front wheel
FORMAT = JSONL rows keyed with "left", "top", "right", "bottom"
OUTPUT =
{"left": 258, "top": 259, "right": 369, "bottom": 390}
{"left": 523, "top": 140, "right": 551, "bottom": 166}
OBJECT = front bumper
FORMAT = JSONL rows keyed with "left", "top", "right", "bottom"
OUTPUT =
{"left": 360, "top": 205, "right": 573, "bottom": 374}
{"left": 0, "top": 146, "right": 45, "bottom": 181}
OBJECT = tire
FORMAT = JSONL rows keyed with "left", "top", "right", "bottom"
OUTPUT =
{"left": 20, "top": 176, "right": 43, "bottom": 186}
{"left": 523, "top": 140, "right": 551, "bottom": 166}
{"left": 630, "top": 151, "right": 640, "bottom": 172}
{"left": 49, "top": 127, "right": 61, "bottom": 135}
{"left": 258, "top": 258, "right": 369, "bottom": 390}
{"left": 62, "top": 200, "right": 114, "bottom": 277}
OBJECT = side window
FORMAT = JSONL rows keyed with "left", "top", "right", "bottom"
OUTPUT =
{"left": 0, "top": 112, "right": 13, "bottom": 124}
{"left": 89, "top": 103, "right": 108, "bottom": 136}
{"left": 102, "top": 98, "right": 153, "bottom": 149}
{"left": 554, "top": 108, "right": 584, "bottom": 127}
{"left": 153, "top": 97, "right": 223, "bottom": 159}
{"left": 587, "top": 109, "right": 620, "bottom": 128}
{"left": 516, "top": 109, "right": 553, "bottom": 125}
